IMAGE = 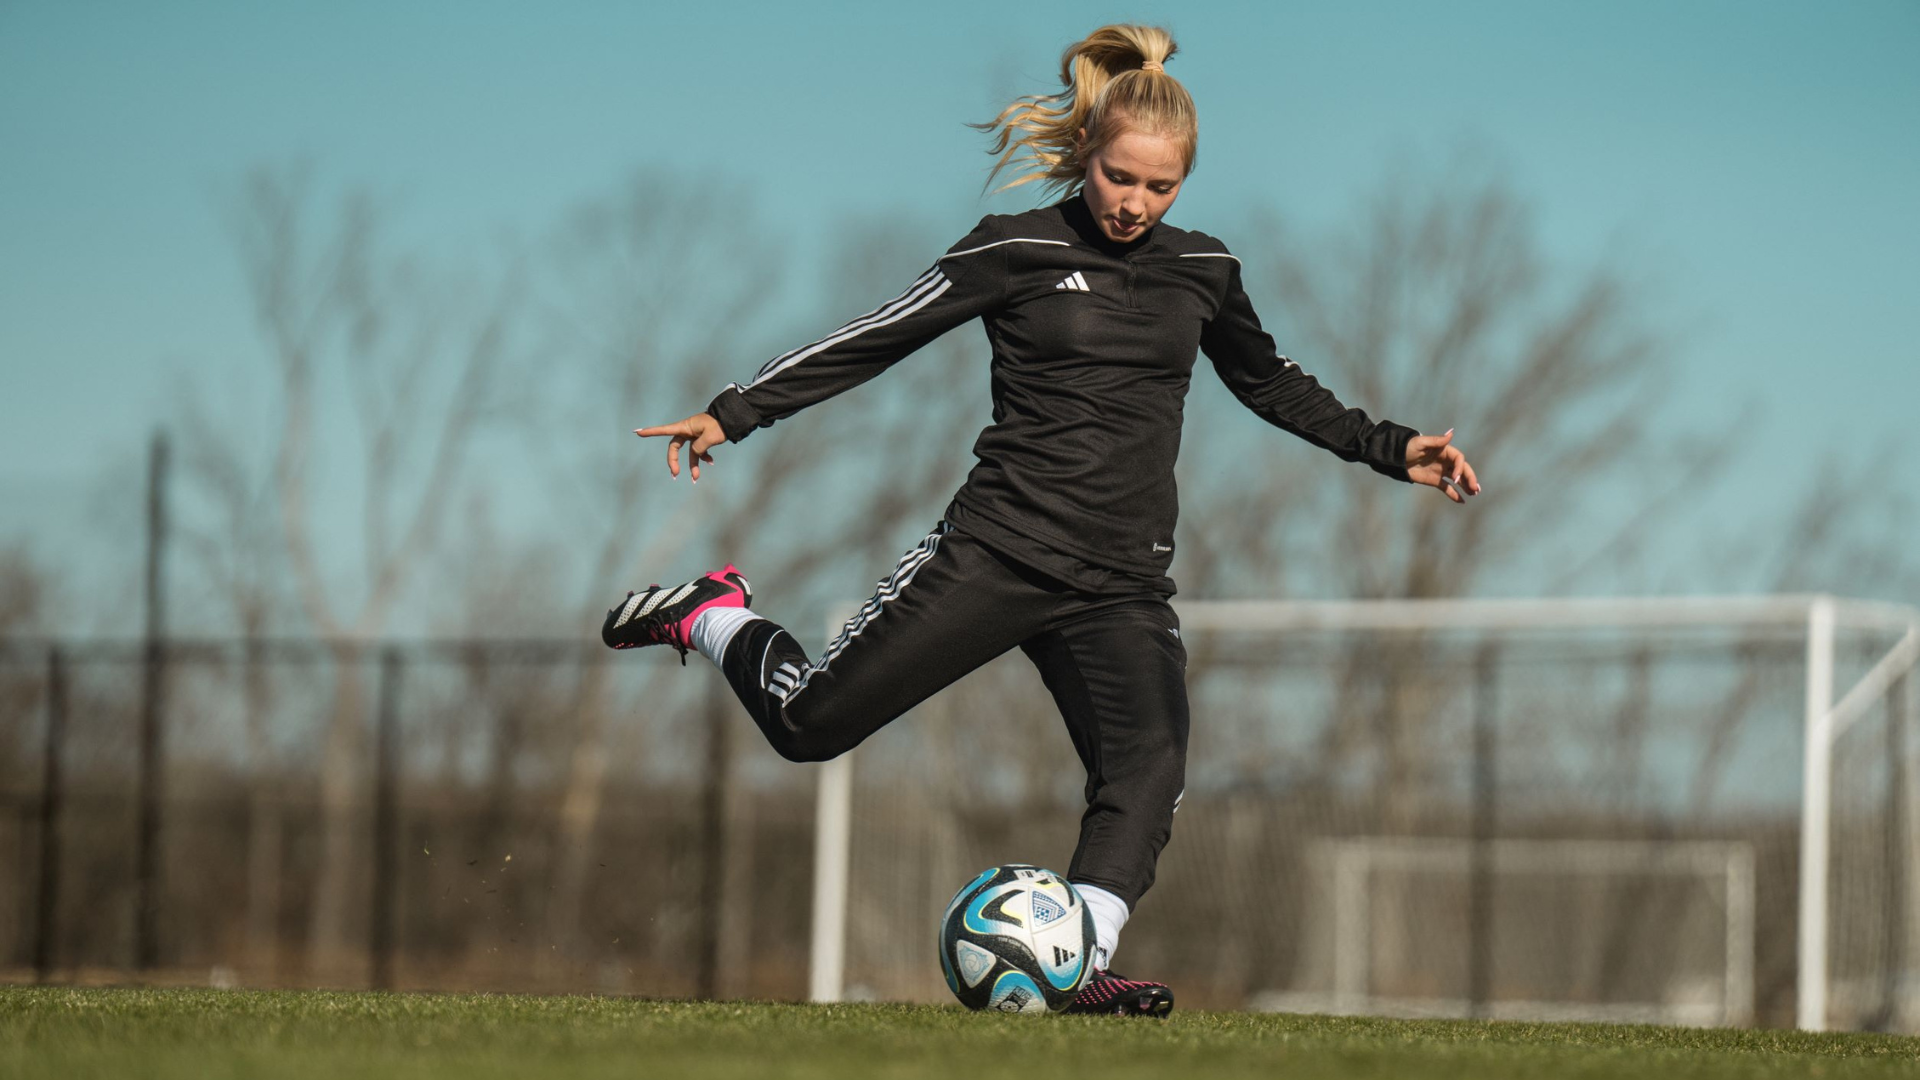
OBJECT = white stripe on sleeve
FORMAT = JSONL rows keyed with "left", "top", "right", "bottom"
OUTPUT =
{"left": 745, "top": 273, "right": 954, "bottom": 389}
{"left": 750, "top": 267, "right": 943, "bottom": 383}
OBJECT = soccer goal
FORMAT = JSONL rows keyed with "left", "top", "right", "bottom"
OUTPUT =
{"left": 1264, "top": 836, "right": 1754, "bottom": 1026}
{"left": 806, "top": 594, "right": 1919, "bottom": 1030}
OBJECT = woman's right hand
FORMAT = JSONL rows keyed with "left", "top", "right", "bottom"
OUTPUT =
{"left": 634, "top": 412, "right": 731, "bottom": 481}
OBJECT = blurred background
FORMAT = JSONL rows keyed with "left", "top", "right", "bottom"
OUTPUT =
{"left": 2, "top": 0, "right": 1917, "bottom": 1030}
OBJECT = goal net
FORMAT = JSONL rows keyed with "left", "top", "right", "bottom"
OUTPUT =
{"left": 818, "top": 596, "right": 1919, "bottom": 1030}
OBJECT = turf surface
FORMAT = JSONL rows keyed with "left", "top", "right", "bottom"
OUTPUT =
{"left": 4, "top": 987, "right": 1919, "bottom": 1079}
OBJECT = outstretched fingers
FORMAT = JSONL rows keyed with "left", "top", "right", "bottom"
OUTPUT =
{"left": 635, "top": 419, "right": 713, "bottom": 480}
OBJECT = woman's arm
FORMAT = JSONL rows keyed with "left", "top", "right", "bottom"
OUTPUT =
{"left": 1199, "top": 255, "right": 1480, "bottom": 502}
{"left": 637, "top": 216, "right": 1009, "bottom": 480}
{"left": 1199, "top": 256, "right": 1417, "bottom": 480}
{"left": 670, "top": 216, "right": 1009, "bottom": 455}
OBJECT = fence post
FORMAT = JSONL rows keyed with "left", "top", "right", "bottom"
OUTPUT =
{"left": 696, "top": 677, "right": 734, "bottom": 1000}
{"left": 368, "top": 646, "right": 403, "bottom": 990}
{"left": 1468, "top": 641, "right": 1499, "bottom": 1019}
{"left": 134, "top": 430, "right": 170, "bottom": 972}
{"left": 34, "top": 646, "right": 67, "bottom": 983}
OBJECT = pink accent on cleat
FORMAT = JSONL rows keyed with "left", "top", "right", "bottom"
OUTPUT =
{"left": 602, "top": 565, "right": 752, "bottom": 662}
{"left": 1064, "top": 970, "right": 1174, "bottom": 1017}
{"left": 666, "top": 564, "right": 752, "bottom": 651}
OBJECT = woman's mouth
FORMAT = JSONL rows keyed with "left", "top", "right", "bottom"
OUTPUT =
{"left": 1110, "top": 217, "right": 1141, "bottom": 237}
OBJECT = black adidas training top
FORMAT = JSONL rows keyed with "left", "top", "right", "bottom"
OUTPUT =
{"left": 707, "top": 195, "right": 1417, "bottom": 597}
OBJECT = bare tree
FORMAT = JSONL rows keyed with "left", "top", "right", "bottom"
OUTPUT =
{"left": 515, "top": 174, "right": 788, "bottom": 955}
{"left": 1173, "top": 163, "right": 1723, "bottom": 825}
{"left": 220, "top": 163, "right": 528, "bottom": 972}
{"left": 0, "top": 546, "right": 50, "bottom": 642}
{"left": 172, "top": 388, "right": 292, "bottom": 969}
{"left": 0, "top": 547, "right": 55, "bottom": 787}
{"left": 1683, "top": 442, "right": 1920, "bottom": 815}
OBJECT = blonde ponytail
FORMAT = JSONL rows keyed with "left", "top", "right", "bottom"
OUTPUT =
{"left": 975, "top": 24, "right": 1198, "bottom": 198}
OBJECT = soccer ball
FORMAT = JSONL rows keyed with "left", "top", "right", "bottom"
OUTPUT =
{"left": 938, "top": 864, "right": 1094, "bottom": 1013}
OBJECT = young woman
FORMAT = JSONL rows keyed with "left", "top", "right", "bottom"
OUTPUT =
{"left": 605, "top": 24, "right": 1480, "bottom": 1016}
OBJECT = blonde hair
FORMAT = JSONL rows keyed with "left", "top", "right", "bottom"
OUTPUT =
{"left": 975, "top": 24, "right": 1198, "bottom": 198}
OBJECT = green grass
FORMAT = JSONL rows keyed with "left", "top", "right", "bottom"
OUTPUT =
{"left": 4, "top": 988, "right": 1920, "bottom": 1079}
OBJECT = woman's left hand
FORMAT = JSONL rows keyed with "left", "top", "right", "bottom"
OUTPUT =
{"left": 1405, "top": 429, "right": 1481, "bottom": 504}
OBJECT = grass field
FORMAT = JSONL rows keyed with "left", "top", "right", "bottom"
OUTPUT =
{"left": 5, "top": 988, "right": 1920, "bottom": 1079}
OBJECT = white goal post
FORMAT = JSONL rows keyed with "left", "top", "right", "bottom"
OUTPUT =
{"left": 806, "top": 594, "right": 1920, "bottom": 1029}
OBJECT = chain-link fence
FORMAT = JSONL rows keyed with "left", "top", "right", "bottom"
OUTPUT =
{"left": 0, "top": 639, "right": 814, "bottom": 997}
{"left": 3, "top": 601, "right": 1914, "bottom": 1031}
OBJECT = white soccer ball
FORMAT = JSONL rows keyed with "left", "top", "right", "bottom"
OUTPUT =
{"left": 937, "top": 864, "right": 1095, "bottom": 1013}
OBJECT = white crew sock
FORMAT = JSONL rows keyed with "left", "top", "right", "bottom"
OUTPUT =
{"left": 689, "top": 606, "right": 762, "bottom": 665}
{"left": 1075, "top": 883, "right": 1130, "bottom": 972}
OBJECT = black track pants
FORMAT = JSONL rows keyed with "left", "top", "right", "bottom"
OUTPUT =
{"left": 717, "top": 521, "right": 1189, "bottom": 908}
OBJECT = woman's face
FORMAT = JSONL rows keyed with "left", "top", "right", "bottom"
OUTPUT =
{"left": 1079, "top": 126, "right": 1187, "bottom": 243}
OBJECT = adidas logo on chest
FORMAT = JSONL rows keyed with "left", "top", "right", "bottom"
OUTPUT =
{"left": 1054, "top": 271, "right": 1092, "bottom": 292}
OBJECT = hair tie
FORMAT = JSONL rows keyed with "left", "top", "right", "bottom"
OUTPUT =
{"left": 1140, "top": 60, "right": 1164, "bottom": 74}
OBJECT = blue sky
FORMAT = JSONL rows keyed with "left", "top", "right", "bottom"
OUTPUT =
{"left": 2, "top": 0, "right": 1917, "bottom": 608}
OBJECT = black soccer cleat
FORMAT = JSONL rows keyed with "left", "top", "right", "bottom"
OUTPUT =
{"left": 601, "top": 564, "right": 751, "bottom": 664}
{"left": 1063, "top": 970, "right": 1174, "bottom": 1017}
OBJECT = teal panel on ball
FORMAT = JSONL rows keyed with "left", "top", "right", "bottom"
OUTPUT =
{"left": 939, "top": 934, "right": 959, "bottom": 996}
{"left": 963, "top": 884, "right": 1021, "bottom": 936}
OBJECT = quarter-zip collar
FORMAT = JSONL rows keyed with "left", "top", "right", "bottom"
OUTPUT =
{"left": 1061, "top": 192, "right": 1160, "bottom": 258}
